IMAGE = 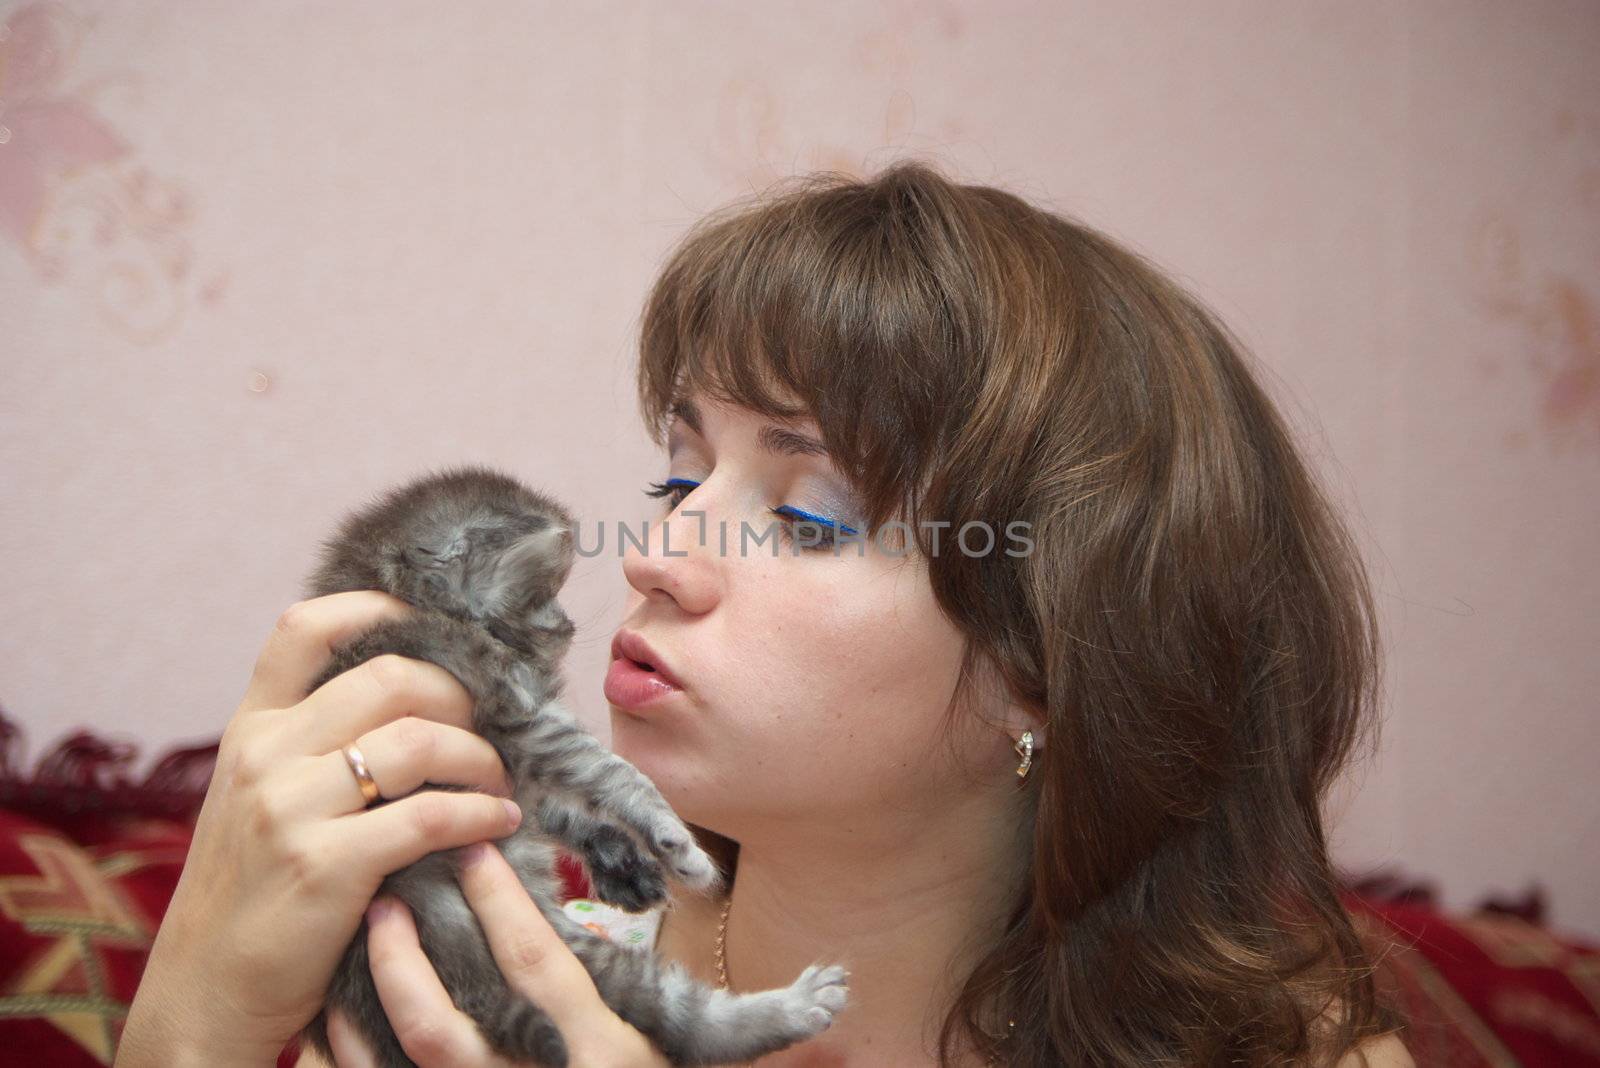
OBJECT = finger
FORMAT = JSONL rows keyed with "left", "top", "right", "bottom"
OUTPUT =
{"left": 365, "top": 897, "right": 496, "bottom": 1066}
{"left": 292, "top": 653, "right": 476, "bottom": 757}
{"left": 456, "top": 841, "right": 603, "bottom": 1022}
{"left": 295, "top": 718, "right": 512, "bottom": 817}
{"left": 322, "top": 789, "right": 523, "bottom": 882}
{"left": 240, "top": 591, "right": 414, "bottom": 714}
{"left": 325, "top": 1008, "right": 380, "bottom": 1068}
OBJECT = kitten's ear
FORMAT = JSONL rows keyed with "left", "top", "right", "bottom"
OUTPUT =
{"left": 483, "top": 524, "right": 574, "bottom": 613}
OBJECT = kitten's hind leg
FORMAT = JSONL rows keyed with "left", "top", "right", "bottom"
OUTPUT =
{"left": 535, "top": 794, "right": 667, "bottom": 911}
{"left": 544, "top": 902, "right": 851, "bottom": 1065}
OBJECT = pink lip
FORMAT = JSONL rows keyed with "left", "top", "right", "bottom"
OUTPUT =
{"left": 604, "top": 658, "right": 685, "bottom": 711}
{"left": 609, "top": 629, "right": 686, "bottom": 689}
{"left": 605, "top": 629, "right": 687, "bottom": 711}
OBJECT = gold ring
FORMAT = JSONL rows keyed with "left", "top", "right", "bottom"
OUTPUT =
{"left": 342, "top": 743, "right": 381, "bottom": 806}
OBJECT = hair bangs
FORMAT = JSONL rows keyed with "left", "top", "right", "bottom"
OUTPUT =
{"left": 635, "top": 170, "right": 981, "bottom": 539}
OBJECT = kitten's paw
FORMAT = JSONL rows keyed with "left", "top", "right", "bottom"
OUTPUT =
{"left": 584, "top": 825, "right": 668, "bottom": 910}
{"left": 779, "top": 964, "right": 851, "bottom": 1038}
{"left": 647, "top": 814, "right": 721, "bottom": 892}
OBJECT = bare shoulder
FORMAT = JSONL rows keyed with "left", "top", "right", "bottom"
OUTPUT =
{"left": 1334, "top": 1031, "right": 1415, "bottom": 1068}
{"left": 1314, "top": 993, "right": 1414, "bottom": 1068}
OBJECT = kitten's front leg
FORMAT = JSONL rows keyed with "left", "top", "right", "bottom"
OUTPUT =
{"left": 491, "top": 706, "right": 720, "bottom": 893}
{"left": 535, "top": 794, "right": 668, "bottom": 911}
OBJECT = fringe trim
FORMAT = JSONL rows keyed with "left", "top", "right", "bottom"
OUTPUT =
{"left": 1339, "top": 868, "right": 1548, "bottom": 926}
{"left": 0, "top": 704, "right": 217, "bottom": 821}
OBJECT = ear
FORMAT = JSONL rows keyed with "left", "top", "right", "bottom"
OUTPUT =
{"left": 997, "top": 697, "right": 1047, "bottom": 752}
{"left": 971, "top": 651, "right": 1047, "bottom": 751}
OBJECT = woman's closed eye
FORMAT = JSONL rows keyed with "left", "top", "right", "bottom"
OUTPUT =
{"left": 642, "top": 478, "right": 860, "bottom": 550}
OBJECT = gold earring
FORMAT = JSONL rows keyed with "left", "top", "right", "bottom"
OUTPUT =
{"left": 1013, "top": 730, "right": 1035, "bottom": 779}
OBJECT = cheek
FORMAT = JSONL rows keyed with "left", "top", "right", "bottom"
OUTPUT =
{"left": 607, "top": 558, "right": 972, "bottom": 826}
{"left": 714, "top": 567, "right": 968, "bottom": 804}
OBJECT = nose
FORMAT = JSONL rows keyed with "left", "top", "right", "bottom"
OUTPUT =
{"left": 620, "top": 499, "right": 720, "bottom": 616}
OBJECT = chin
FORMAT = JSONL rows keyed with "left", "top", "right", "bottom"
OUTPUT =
{"left": 609, "top": 707, "right": 690, "bottom": 794}
{"left": 616, "top": 713, "right": 748, "bottom": 835}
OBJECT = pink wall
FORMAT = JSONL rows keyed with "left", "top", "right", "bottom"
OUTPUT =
{"left": 2, "top": 1, "right": 1596, "bottom": 934}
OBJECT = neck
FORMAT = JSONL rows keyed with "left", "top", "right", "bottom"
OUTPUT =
{"left": 667, "top": 786, "right": 1032, "bottom": 1066}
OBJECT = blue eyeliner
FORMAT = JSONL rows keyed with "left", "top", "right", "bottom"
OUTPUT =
{"left": 771, "top": 505, "right": 860, "bottom": 536}
{"left": 656, "top": 479, "right": 859, "bottom": 535}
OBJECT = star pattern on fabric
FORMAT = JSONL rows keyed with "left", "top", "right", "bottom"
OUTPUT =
{"left": 0, "top": 833, "right": 154, "bottom": 1064}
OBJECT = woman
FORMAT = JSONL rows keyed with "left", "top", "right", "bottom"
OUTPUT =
{"left": 118, "top": 160, "right": 1413, "bottom": 1066}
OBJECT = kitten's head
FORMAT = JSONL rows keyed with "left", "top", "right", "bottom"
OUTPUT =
{"left": 310, "top": 465, "right": 579, "bottom": 658}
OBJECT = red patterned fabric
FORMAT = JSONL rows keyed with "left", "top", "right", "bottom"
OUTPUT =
{"left": 0, "top": 807, "right": 194, "bottom": 1066}
{"left": 1345, "top": 891, "right": 1600, "bottom": 1067}
{"left": 1, "top": 710, "right": 1595, "bottom": 1067}
{"left": 0, "top": 709, "right": 217, "bottom": 1067}
{"left": 0, "top": 707, "right": 599, "bottom": 1068}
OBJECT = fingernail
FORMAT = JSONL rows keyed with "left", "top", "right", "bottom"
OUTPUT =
{"left": 366, "top": 897, "right": 395, "bottom": 924}
{"left": 501, "top": 799, "right": 522, "bottom": 826}
{"left": 461, "top": 842, "right": 493, "bottom": 869}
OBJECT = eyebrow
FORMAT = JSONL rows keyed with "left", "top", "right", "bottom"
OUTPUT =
{"left": 669, "top": 398, "right": 830, "bottom": 459}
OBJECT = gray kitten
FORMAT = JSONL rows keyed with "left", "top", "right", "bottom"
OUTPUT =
{"left": 296, "top": 465, "right": 849, "bottom": 1068}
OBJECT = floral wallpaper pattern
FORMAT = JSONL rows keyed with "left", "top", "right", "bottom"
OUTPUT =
{"left": 0, "top": 2, "right": 215, "bottom": 343}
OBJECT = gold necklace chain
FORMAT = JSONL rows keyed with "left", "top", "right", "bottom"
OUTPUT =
{"left": 711, "top": 895, "right": 1015, "bottom": 1065}
{"left": 714, "top": 894, "right": 733, "bottom": 990}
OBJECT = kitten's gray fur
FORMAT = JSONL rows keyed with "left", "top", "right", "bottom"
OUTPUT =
{"left": 295, "top": 465, "right": 849, "bottom": 1068}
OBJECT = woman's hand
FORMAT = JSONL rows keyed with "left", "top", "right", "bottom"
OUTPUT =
{"left": 116, "top": 592, "right": 525, "bottom": 1068}
{"left": 325, "top": 842, "right": 671, "bottom": 1068}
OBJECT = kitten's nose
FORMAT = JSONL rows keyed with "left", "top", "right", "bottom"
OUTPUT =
{"left": 537, "top": 519, "right": 575, "bottom": 550}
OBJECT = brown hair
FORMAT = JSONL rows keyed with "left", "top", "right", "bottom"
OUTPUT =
{"left": 632, "top": 159, "right": 1406, "bottom": 1066}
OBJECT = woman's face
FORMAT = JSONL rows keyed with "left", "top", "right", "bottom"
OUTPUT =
{"left": 607, "top": 393, "right": 1017, "bottom": 842}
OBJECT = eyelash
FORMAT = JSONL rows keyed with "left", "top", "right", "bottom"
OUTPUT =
{"left": 642, "top": 478, "right": 859, "bottom": 550}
